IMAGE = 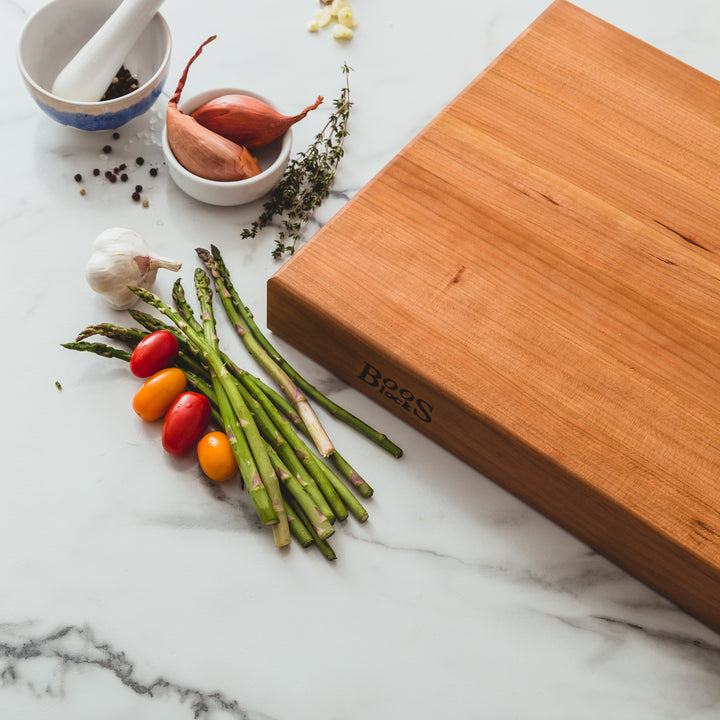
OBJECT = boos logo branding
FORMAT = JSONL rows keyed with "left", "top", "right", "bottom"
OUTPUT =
{"left": 357, "top": 362, "right": 433, "bottom": 424}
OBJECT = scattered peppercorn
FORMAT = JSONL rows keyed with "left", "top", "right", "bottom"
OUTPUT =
{"left": 75, "top": 135, "right": 160, "bottom": 205}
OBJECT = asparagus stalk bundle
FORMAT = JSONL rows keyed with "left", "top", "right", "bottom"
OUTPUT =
{"left": 63, "top": 258, "right": 401, "bottom": 558}
{"left": 197, "top": 244, "right": 403, "bottom": 460}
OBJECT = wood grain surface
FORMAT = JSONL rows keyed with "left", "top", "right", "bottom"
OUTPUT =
{"left": 267, "top": 0, "right": 720, "bottom": 631}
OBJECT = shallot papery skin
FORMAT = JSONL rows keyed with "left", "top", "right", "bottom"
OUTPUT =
{"left": 166, "top": 35, "right": 261, "bottom": 182}
{"left": 191, "top": 94, "right": 323, "bottom": 151}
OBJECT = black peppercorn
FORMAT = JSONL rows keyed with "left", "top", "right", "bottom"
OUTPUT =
{"left": 120, "top": 174, "right": 128, "bottom": 182}
{"left": 93, "top": 168, "right": 100, "bottom": 176}
{"left": 74, "top": 173, "right": 82, "bottom": 182}
{"left": 101, "top": 66, "right": 139, "bottom": 101}
{"left": 135, "top": 184, "right": 143, "bottom": 192}
{"left": 131, "top": 191, "right": 141, "bottom": 201}
{"left": 136, "top": 156, "right": 145, "bottom": 166}
{"left": 112, "top": 132, "right": 120, "bottom": 139}
{"left": 149, "top": 167, "right": 158, "bottom": 177}
{"left": 102, "top": 145, "right": 112, "bottom": 154}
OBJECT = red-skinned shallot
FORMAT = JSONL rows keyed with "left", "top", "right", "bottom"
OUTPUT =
{"left": 166, "top": 36, "right": 261, "bottom": 182}
{"left": 191, "top": 94, "right": 323, "bottom": 151}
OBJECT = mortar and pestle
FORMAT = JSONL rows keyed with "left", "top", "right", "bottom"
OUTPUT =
{"left": 17, "top": 0, "right": 171, "bottom": 130}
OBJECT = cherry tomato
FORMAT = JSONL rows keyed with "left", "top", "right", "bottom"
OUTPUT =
{"left": 197, "top": 432, "right": 239, "bottom": 482}
{"left": 162, "top": 392, "right": 212, "bottom": 456}
{"left": 132, "top": 368, "right": 187, "bottom": 421}
{"left": 129, "top": 330, "right": 179, "bottom": 378}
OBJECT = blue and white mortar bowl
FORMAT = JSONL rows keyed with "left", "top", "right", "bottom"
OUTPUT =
{"left": 17, "top": 0, "right": 171, "bottom": 132}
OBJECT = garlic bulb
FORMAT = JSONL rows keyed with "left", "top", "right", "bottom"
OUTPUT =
{"left": 85, "top": 227, "right": 182, "bottom": 310}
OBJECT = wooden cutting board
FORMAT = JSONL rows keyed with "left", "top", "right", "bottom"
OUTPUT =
{"left": 267, "top": 0, "right": 720, "bottom": 632}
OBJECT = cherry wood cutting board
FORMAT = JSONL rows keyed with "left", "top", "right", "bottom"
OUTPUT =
{"left": 267, "top": 0, "right": 720, "bottom": 632}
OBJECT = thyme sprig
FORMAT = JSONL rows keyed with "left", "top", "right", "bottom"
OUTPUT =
{"left": 241, "top": 64, "right": 353, "bottom": 258}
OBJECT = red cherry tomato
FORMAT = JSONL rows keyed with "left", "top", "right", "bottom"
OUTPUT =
{"left": 132, "top": 367, "right": 187, "bottom": 421}
{"left": 129, "top": 330, "right": 179, "bottom": 378}
{"left": 162, "top": 392, "right": 212, "bottom": 456}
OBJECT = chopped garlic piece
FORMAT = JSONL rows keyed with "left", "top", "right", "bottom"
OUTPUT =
{"left": 330, "top": 0, "right": 349, "bottom": 17}
{"left": 316, "top": 9, "right": 333, "bottom": 27}
{"left": 332, "top": 23, "right": 354, "bottom": 40}
{"left": 337, "top": 6, "right": 357, "bottom": 28}
{"left": 306, "top": 19, "right": 320, "bottom": 32}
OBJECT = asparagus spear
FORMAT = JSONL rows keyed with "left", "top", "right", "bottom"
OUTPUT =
{"left": 75, "top": 323, "right": 145, "bottom": 346}
{"left": 196, "top": 246, "right": 335, "bottom": 459}
{"left": 283, "top": 498, "right": 314, "bottom": 548}
{"left": 194, "top": 269, "right": 290, "bottom": 547}
{"left": 61, "top": 340, "right": 131, "bottom": 362}
{"left": 284, "top": 491, "right": 337, "bottom": 561}
{"left": 263, "top": 443, "right": 334, "bottom": 541}
{"left": 203, "top": 243, "right": 403, "bottom": 459}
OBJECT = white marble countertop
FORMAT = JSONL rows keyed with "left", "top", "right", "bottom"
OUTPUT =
{"left": 3, "top": 0, "right": 720, "bottom": 717}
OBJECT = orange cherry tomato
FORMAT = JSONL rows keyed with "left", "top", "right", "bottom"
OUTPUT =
{"left": 196, "top": 432, "right": 239, "bottom": 482}
{"left": 132, "top": 367, "right": 187, "bottom": 421}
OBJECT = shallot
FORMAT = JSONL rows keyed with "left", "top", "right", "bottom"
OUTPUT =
{"left": 191, "top": 94, "right": 323, "bottom": 151}
{"left": 166, "top": 36, "right": 261, "bottom": 182}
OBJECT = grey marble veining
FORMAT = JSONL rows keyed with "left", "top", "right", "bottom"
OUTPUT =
{"left": 0, "top": 623, "right": 276, "bottom": 719}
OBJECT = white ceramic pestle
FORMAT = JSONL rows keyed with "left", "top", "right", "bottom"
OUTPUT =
{"left": 51, "top": 0, "right": 165, "bottom": 101}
